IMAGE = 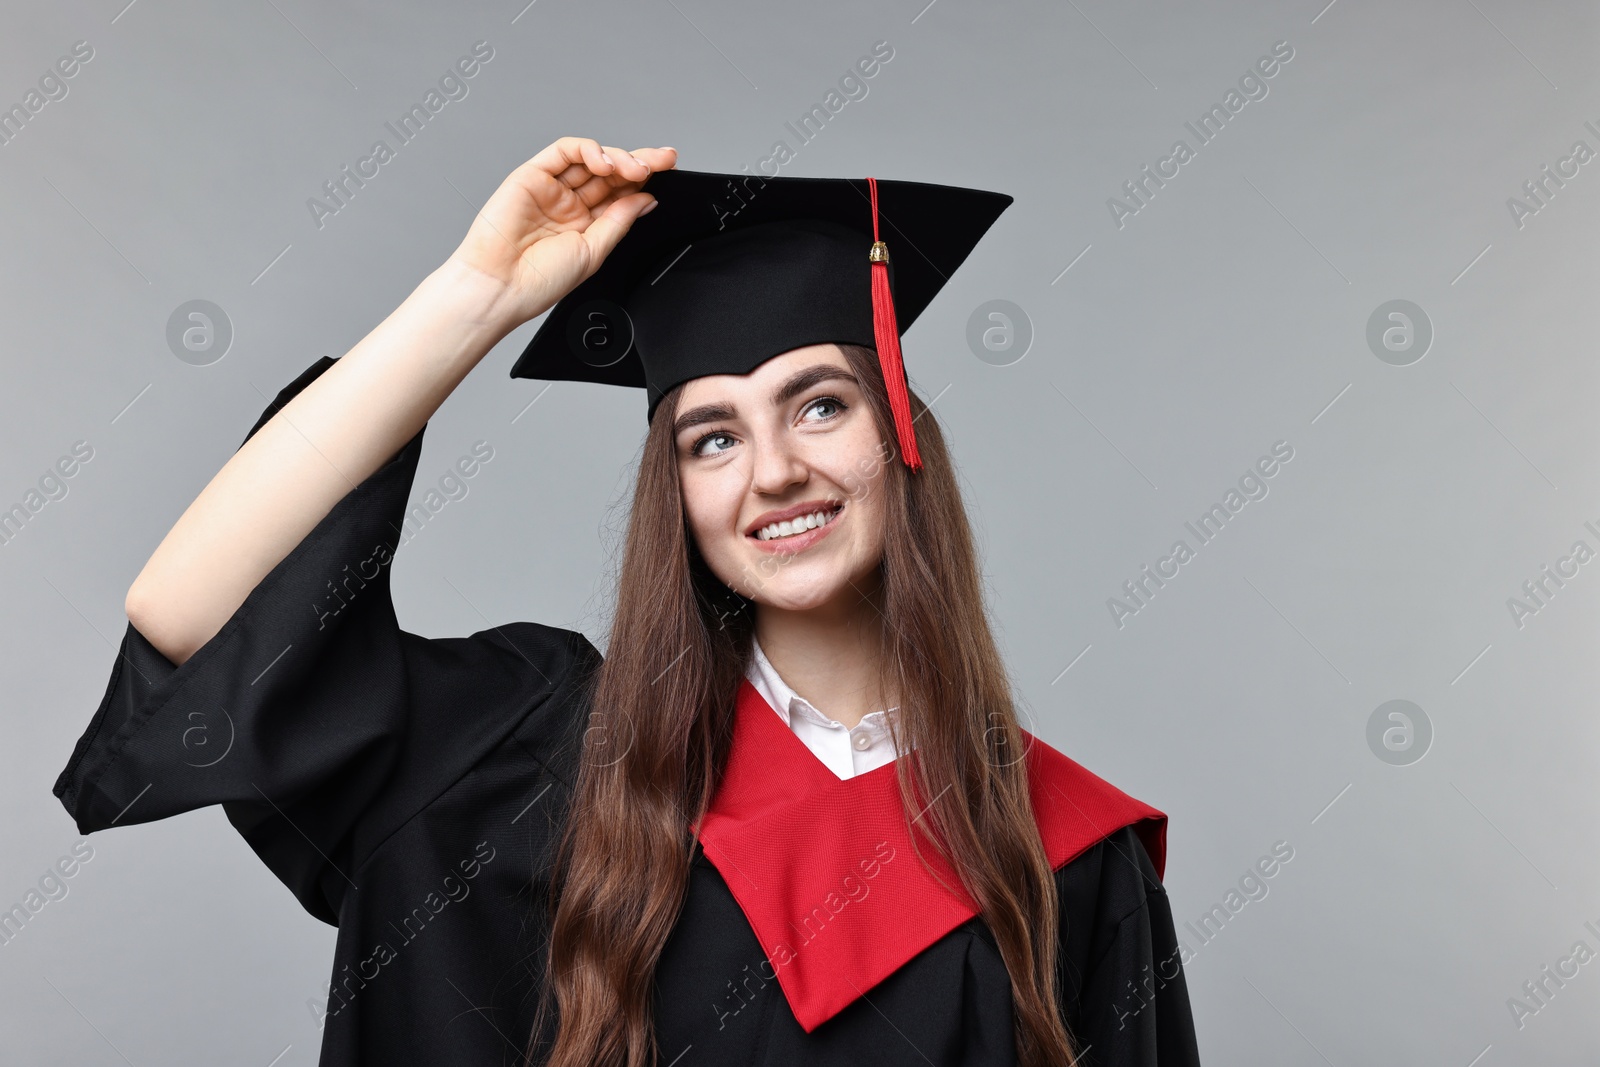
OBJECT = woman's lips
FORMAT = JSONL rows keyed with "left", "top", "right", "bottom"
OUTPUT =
{"left": 746, "top": 502, "right": 844, "bottom": 555}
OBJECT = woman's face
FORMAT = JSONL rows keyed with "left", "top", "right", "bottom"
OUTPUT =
{"left": 675, "top": 344, "right": 893, "bottom": 614}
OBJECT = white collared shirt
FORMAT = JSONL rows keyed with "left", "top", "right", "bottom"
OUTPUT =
{"left": 745, "top": 637, "right": 904, "bottom": 780}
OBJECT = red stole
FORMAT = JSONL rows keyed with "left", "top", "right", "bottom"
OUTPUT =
{"left": 693, "top": 678, "right": 1168, "bottom": 1033}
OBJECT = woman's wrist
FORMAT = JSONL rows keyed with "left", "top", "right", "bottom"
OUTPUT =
{"left": 423, "top": 254, "right": 530, "bottom": 349}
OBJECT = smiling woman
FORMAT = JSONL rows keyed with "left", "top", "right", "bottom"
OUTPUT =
{"left": 675, "top": 346, "right": 891, "bottom": 613}
{"left": 53, "top": 138, "right": 1200, "bottom": 1067}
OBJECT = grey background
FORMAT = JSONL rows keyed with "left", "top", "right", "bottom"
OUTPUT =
{"left": 4, "top": 0, "right": 1597, "bottom": 1062}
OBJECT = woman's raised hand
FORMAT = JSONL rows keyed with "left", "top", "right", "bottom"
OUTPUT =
{"left": 447, "top": 137, "right": 676, "bottom": 327}
{"left": 125, "top": 138, "right": 674, "bottom": 667}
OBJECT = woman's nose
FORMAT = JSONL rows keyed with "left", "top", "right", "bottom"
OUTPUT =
{"left": 747, "top": 431, "right": 809, "bottom": 494}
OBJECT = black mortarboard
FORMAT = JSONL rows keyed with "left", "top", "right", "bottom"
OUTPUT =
{"left": 508, "top": 168, "right": 1012, "bottom": 470}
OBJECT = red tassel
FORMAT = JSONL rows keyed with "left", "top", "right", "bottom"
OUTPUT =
{"left": 866, "top": 177, "right": 922, "bottom": 472}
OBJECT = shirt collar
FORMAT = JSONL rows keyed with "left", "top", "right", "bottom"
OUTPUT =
{"left": 746, "top": 636, "right": 898, "bottom": 736}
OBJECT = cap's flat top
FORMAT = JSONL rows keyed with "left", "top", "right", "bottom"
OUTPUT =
{"left": 509, "top": 168, "right": 1013, "bottom": 407}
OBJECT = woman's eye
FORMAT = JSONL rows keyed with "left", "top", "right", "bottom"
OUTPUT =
{"left": 802, "top": 397, "right": 846, "bottom": 422}
{"left": 693, "top": 431, "right": 736, "bottom": 457}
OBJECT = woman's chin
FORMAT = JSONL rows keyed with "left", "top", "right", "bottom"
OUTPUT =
{"left": 740, "top": 565, "right": 878, "bottom": 615}
{"left": 751, "top": 588, "right": 844, "bottom": 614}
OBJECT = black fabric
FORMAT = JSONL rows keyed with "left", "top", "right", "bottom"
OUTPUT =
{"left": 54, "top": 357, "right": 1201, "bottom": 1066}
{"left": 506, "top": 168, "right": 1013, "bottom": 423}
{"left": 626, "top": 219, "right": 881, "bottom": 423}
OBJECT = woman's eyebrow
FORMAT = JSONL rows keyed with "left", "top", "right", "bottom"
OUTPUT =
{"left": 772, "top": 365, "right": 857, "bottom": 406}
{"left": 673, "top": 402, "right": 735, "bottom": 437}
{"left": 673, "top": 365, "right": 858, "bottom": 438}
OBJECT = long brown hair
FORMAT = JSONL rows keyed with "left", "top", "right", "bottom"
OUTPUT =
{"left": 530, "top": 343, "right": 1078, "bottom": 1066}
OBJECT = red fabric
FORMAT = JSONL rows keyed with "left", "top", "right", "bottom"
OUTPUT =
{"left": 693, "top": 678, "right": 1168, "bottom": 1033}
{"left": 866, "top": 176, "right": 923, "bottom": 471}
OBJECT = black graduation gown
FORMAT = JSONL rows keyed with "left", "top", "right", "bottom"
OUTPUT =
{"left": 53, "top": 357, "right": 1202, "bottom": 1067}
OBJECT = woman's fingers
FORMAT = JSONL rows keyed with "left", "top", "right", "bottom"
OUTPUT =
{"left": 565, "top": 168, "right": 631, "bottom": 208}
{"left": 517, "top": 139, "right": 674, "bottom": 190}
{"left": 482, "top": 138, "right": 674, "bottom": 273}
{"left": 578, "top": 190, "right": 659, "bottom": 267}
{"left": 560, "top": 146, "right": 674, "bottom": 209}
{"left": 570, "top": 146, "right": 652, "bottom": 198}
{"left": 602, "top": 145, "right": 653, "bottom": 179}
{"left": 552, "top": 145, "right": 648, "bottom": 189}
{"left": 517, "top": 139, "right": 673, "bottom": 200}
{"left": 572, "top": 145, "right": 675, "bottom": 230}
{"left": 527, "top": 136, "right": 611, "bottom": 180}
{"left": 628, "top": 146, "right": 678, "bottom": 172}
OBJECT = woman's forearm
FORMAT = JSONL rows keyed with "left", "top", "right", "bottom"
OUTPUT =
{"left": 126, "top": 256, "right": 522, "bottom": 666}
{"left": 123, "top": 134, "right": 673, "bottom": 666}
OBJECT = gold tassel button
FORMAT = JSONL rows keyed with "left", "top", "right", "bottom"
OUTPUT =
{"left": 868, "top": 240, "right": 890, "bottom": 263}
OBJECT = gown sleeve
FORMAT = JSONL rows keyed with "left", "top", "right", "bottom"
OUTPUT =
{"left": 52, "top": 356, "right": 595, "bottom": 926}
{"left": 1058, "top": 824, "right": 1203, "bottom": 1066}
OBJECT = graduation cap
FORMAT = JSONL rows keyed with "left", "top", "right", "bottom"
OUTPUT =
{"left": 508, "top": 168, "right": 1012, "bottom": 471}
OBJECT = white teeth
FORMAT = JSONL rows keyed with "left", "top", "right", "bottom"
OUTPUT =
{"left": 756, "top": 508, "right": 839, "bottom": 541}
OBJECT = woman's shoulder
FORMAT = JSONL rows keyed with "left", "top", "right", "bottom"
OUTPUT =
{"left": 338, "top": 620, "right": 601, "bottom": 879}
{"left": 1020, "top": 730, "right": 1169, "bottom": 883}
{"left": 403, "top": 619, "right": 602, "bottom": 761}
{"left": 443, "top": 618, "right": 602, "bottom": 681}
